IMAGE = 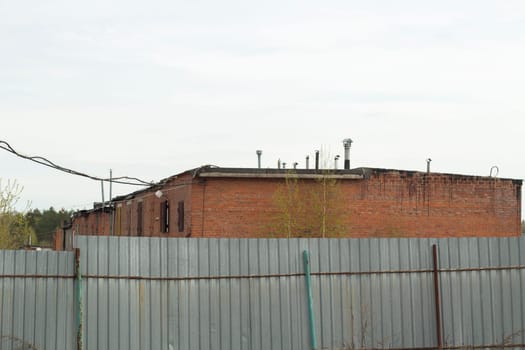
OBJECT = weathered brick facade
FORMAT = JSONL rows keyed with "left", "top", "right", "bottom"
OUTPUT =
{"left": 68, "top": 167, "right": 522, "bottom": 238}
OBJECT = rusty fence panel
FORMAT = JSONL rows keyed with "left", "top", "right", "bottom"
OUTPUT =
{"left": 1, "top": 237, "right": 525, "bottom": 350}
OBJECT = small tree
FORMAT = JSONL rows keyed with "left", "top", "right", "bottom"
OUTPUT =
{"left": 272, "top": 170, "right": 347, "bottom": 238}
{"left": 0, "top": 179, "right": 37, "bottom": 249}
{"left": 308, "top": 171, "right": 347, "bottom": 237}
{"left": 272, "top": 171, "right": 305, "bottom": 238}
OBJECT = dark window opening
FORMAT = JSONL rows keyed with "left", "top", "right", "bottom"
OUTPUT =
{"left": 160, "top": 200, "right": 170, "bottom": 233}
{"left": 137, "top": 202, "right": 143, "bottom": 236}
{"left": 127, "top": 204, "right": 132, "bottom": 236}
{"left": 177, "top": 201, "right": 184, "bottom": 233}
{"left": 115, "top": 206, "right": 122, "bottom": 236}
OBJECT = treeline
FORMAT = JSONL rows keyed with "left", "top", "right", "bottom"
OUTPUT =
{"left": 26, "top": 207, "right": 72, "bottom": 246}
{"left": 1, "top": 178, "right": 72, "bottom": 249}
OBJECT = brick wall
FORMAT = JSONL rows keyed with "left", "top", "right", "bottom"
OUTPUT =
{"left": 343, "top": 171, "right": 521, "bottom": 237}
{"left": 190, "top": 178, "right": 281, "bottom": 237}
{"left": 70, "top": 168, "right": 522, "bottom": 239}
{"left": 189, "top": 170, "right": 521, "bottom": 237}
{"left": 111, "top": 175, "right": 192, "bottom": 237}
{"left": 72, "top": 209, "right": 111, "bottom": 236}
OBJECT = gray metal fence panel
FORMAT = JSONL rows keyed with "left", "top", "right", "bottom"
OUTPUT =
{"left": 72, "top": 236, "right": 525, "bottom": 349}
{"left": 1, "top": 236, "right": 525, "bottom": 349}
{"left": 0, "top": 250, "right": 75, "bottom": 350}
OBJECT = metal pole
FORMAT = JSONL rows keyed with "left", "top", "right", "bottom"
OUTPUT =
{"left": 256, "top": 150, "right": 262, "bottom": 168}
{"left": 75, "top": 248, "right": 83, "bottom": 350}
{"left": 303, "top": 250, "right": 318, "bottom": 349}
{"left": 109, "top": 169, "right": 113, "bottom": 236}
{"left": 101, "top": 180, "right": 105, "bottom": 208}
{"left": 432, "top": 244, "right": 443, "bottom": 349}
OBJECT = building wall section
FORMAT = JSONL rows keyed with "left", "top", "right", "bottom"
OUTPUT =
{"left": 190, "top": 178, "right": 281, "bottom": 237}
{"left": 345, "top": 171, "right": 521, "bottom": 237}
{"left": 190, "top": 170, "right": 521, "bottom": 237}
{"left": 67, "top": 168, "right": 522, "bottom": 238}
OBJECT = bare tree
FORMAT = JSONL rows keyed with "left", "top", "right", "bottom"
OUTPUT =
{"left": 272, "top": 170, "right": 347, "bottom": 238}
{"left": 0, "top": 179, "right": 36, "bottom": 249}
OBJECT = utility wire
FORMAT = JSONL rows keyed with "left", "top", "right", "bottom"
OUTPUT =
{"left": 0, "top": 140, "right": 154, "bottom": 186}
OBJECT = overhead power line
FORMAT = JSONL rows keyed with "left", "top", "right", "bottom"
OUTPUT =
{"left": 0, "top": 140, "right": 154, "bottom": 186}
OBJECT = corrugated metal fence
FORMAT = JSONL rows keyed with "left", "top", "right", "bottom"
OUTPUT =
{"left": 1, "top": 237, "right": 525, "bottom": 350}
{"left": 0, "top": 250, "right": 75, "bottom": 349}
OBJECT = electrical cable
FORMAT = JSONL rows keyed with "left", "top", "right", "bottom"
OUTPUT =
{"left": 0, "top": 140, "right": 154, "bottom": 186}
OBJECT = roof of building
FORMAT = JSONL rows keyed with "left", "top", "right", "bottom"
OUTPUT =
{"left": 97, "top": 165, "right": 522, "bottom": 208}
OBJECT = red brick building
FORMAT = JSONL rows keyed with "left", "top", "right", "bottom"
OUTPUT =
{"left": 62, "top": 166, "right": 522, "bottom": 241}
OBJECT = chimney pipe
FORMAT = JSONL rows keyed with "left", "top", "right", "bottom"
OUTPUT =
{"left": 282, "top": 162, "right": 286, "bottom": 169}
{"left": 426, "top": 158, "right": 432, "bottom": 173}
{"left": 306, "top": 155, "right": 310, "bottom": 169}
{"left": 293, "top": 162, "right": 298, "bottom": 169}
{"left": 278, "top": 159, "right": 281, "bottom": 169}
{"left": 256, "top": 150, "right": 262, "bottom": 168}
{"left": 343, "top": 138, "right": 353, "bottom": 170}
{"left": 334, "top": 155, "right": 340, "bottom": 169}
{"left": 315, "top": 150, "right": 319, "bottom": 170}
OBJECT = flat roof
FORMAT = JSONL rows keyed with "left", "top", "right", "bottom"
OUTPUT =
{"left": 102, "top": 165, "right": 523, "bottom": 207}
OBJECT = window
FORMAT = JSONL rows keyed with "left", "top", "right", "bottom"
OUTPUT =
{"left": 160, "top": 200, "right": 170, "bottom": 233}
{"left": 115, "top": 205, "right": 122, "bottom": 236}
{"left": 127, "top": 202, "right": 132, "bottom": 236}
{"left": 137, "top": 201, "right": 143, "bottom": 236}
{"left": 177, "top": 201, "right": 184, "bottom": 232}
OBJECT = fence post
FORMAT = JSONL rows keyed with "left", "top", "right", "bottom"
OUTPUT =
{"left": 75, "top": 248, "right": 83, "bottom": 350}
{"left": 303, "top": 250, "right": 318, "bottom": 349}
{"left": 432, "top": 244, "right": 443, "bottom": 349}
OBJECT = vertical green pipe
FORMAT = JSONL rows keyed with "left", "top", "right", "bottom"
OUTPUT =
{"left": 303, "top": 250, "right": 317, "bottom": 349}
{"left": 75, "top": 248, "right": 83, "bottom": 350}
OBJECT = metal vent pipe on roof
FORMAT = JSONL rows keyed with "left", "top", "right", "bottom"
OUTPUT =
{"left": 490, "top": 166, "right": 499, "bottom": 177}
{"left": 256, "top": 150, "right": 262, "bottom": 168}
{"left": 278, "top": 159, "right": 281, "bottom": 169}
{"left": 426, "top": 158, "right": 432, "bottom": 173}
{"left": 315, "top": 150, "right": 319, "bottom": 170}
{"left": 343, "top": 138, "right": 353, "bottom": 170}
{"left": 334, "top": 155, "right": 340, "bottom": 169}
{"left": 306, "top": 155, "right": 310, "bottom": 169}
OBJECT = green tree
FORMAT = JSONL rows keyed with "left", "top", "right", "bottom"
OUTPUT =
{"left": 0, "top": 179, "right": 37, "bottom": 249}
{"left": 27, "top": 207, "right": 72, "bottom": 245}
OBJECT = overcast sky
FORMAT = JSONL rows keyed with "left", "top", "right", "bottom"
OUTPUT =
{"left": 1, "top": 0, "right": 524, "bottom": 213}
